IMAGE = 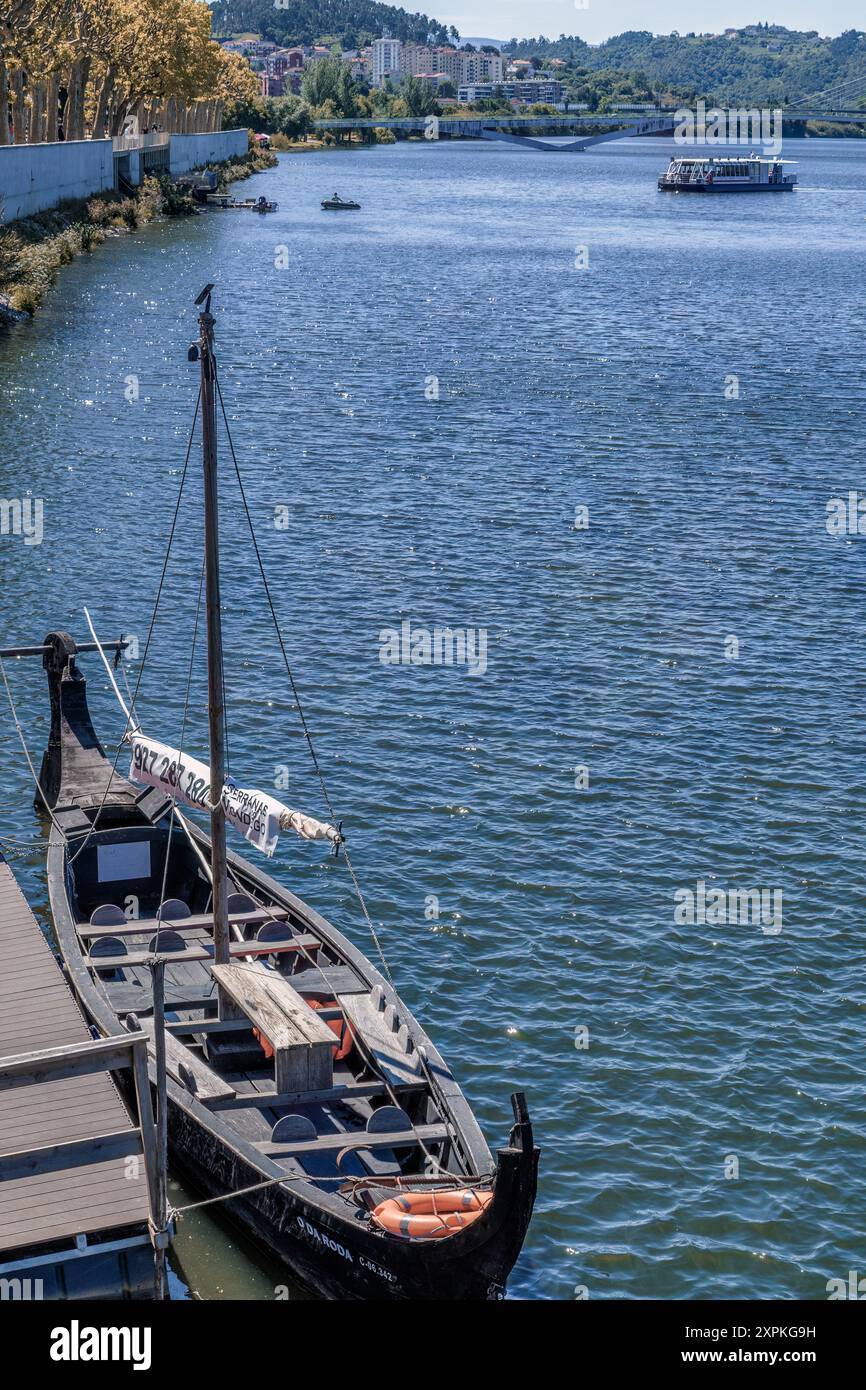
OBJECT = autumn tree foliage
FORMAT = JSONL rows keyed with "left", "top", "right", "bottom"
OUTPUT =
{"left": 0, "top": 0, "right": 258, "bottom": 144}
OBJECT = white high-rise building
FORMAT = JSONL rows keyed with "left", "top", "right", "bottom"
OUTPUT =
{"left": 372, "top": 37, "right": 403, "bottom": 86}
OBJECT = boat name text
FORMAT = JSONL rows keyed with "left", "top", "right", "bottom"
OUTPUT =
{"left": 296, "top": 1215, "right": 354, "bottom": 1262}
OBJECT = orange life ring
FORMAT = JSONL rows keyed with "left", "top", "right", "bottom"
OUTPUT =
{"left": 371, "top": 1188, "right": 492, "bottom": 1240}
{"left": 308, "top": 1000, "right": 354, "bottom": 1061}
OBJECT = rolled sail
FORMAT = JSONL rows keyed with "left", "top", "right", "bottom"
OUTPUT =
{"left": 128, "top": 734, "right": 340, "bottom": 857}
{"left": 279, "top": 809, "right": 340, "bottom": 842}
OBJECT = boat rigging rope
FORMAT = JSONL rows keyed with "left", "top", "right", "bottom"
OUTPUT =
{"left": 156, "top": 551, "right": 206, "bottom": 919}
{"left": 0, "top": 832, "right": 47, "bottom": 858}
{"left": 209, "top": 378, "right": 483, "bottom": 1183}
{"left": 66, "top": 389, "right": 202, "bottom": 868}
{"left": 167, "top": 1162, "right": 493, "bottom": 1222}
{"left": 0, "top": 653, "right": 70, "bottom": 842}
{"left": 214, "top": 376, "right": 394, "bottom": 989}
{"left": 182, "top": 375, "right": 447, "bottom": 1171}
{"left": 119, "top": 663, "right": 139, "bottom": 730}
{"left": 129, "top": 388, "right": 202, "bottom": 719}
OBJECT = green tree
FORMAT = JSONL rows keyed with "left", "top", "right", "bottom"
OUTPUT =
{"left": 269, "top": 94, "right": 312, "bottom": 138}
{"left": 301, "top": 55, "right": 357, "bottom": 116}
{"left": 398, "top": 73, "right": 438, "bottom": 116}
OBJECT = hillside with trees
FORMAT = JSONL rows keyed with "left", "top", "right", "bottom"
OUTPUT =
{"left": 209, "top": 0, "right": 455, "bottom": 48}
{"left": 505, "top": 27, "right": 866, "bottom": 107}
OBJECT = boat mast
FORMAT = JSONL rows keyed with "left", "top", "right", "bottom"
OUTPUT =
{"left": 196, "top": 285, "right": 230, "bottom": 966}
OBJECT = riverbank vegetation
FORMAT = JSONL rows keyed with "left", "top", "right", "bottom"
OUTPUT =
{"left": 0, "top": 182, "right": 178, "bottom": 317}
{"left": 0, "top": 0, "right": 258, "bottom": 145}
{"left": 0, "top": 143, "right": 274, "bottom": 320}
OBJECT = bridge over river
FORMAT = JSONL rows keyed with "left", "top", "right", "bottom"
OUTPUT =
{"left": 313, "top": 110, "right": 866, "bottom": 152}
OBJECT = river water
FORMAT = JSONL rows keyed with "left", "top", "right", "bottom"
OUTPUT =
{"left": 1, "top": 136, "right": 865, "bottom": 1301}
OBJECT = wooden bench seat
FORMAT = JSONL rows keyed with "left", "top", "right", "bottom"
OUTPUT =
{"left": 139, "top": 1017, "right": 234, "bottom": 1102}
{"left": 212, "top": 963, "right": 336, "bottom": 1094}
{"left": 288, "top": 965, "right": 369, "bottom": 998}
{"left": 167, "top": 1016, "right": 259, "bottom": 1036}
{"left": 208, "top": 1079, "right": 428, "bottom": 1111}
{"left": 87, "top": 934, "right": 321, "bottom": 971}
{"left": 106, "top": 982, "right": 217, "bottom": 1016}
{"left": 253, "top": 1121, "right": 449, "bottom": 1159}
{"left": 81, "top": 907, "right": 289, "bottom": 940}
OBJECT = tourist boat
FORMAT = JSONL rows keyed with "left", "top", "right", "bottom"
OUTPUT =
{"left": 322, "top": 194, "right": 361, "bottom": 210}
{"left": 30, "top": 287, "right": 538, "bottom": 1301}
{"left": 658, "top": 154, "right": 798, "bottom": 192}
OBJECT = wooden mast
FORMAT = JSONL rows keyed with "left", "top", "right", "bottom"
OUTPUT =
{"left": 196, "top": 285, "right": 230, "bottom": 966}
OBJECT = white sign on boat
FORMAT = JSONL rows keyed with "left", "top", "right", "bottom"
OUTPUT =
{"left": 128, "top": 734, "right": 340, "bottom": 856}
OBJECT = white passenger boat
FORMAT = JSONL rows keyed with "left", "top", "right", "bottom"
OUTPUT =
{"left": 658, "top": 154, "right": 798, "bottom": 193}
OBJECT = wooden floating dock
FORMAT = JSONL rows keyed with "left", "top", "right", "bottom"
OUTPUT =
{"left": 0, "top": 853, "right": 164, "bottom": 1299}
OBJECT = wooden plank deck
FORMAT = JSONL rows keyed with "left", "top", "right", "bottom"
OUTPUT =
{"left": 0, "top": 857, "right": 150, "bottom": 1254}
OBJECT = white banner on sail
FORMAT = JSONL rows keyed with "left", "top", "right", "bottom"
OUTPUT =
{"left": 128, "top": 735, "right": 285, "bottom": 857}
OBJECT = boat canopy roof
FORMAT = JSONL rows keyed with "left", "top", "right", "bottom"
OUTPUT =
{"left": 670, "top": 154, "right": 798, "bottom": 164}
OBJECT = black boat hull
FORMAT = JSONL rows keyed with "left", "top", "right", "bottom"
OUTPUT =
{"left": 164, "top": 1091, "right": 538, "bottom": 1300}
{"left": 658, "top": 181, "right": 795, "bottom": 192}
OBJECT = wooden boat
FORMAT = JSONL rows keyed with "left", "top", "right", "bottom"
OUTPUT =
{"left": 322, "top": 194, "right": 360, "bottom": 210}
{"left": 33, "top": 288, "right": 538, "bottom": 1301}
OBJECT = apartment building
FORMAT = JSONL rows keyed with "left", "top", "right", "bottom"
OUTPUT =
{"left": 371, "top": 37, "right": 504, "bottom": 88}
{"left": 372, "top": 36, "right": 403, "bottom": 85}
{"left": 457, "top": 79, "right": 565, "bottom": 105}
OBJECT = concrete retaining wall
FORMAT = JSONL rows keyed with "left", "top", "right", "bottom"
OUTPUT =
{"left": 0, "top": 130, "right": 250, "bottom": 224}
{"left": 169, "top": 130, "right": 248, "bottom": 175}
{"left": 0, "top": 140, "right": 114, "bottom": 222}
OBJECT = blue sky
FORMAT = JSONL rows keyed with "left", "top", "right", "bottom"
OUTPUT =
{"left": 438, "top": 2, "right": 863, "bottom": 45}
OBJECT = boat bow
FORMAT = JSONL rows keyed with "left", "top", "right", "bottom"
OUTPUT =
{"left": 38, "top": 631, "right": 139, "bottom": 814}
